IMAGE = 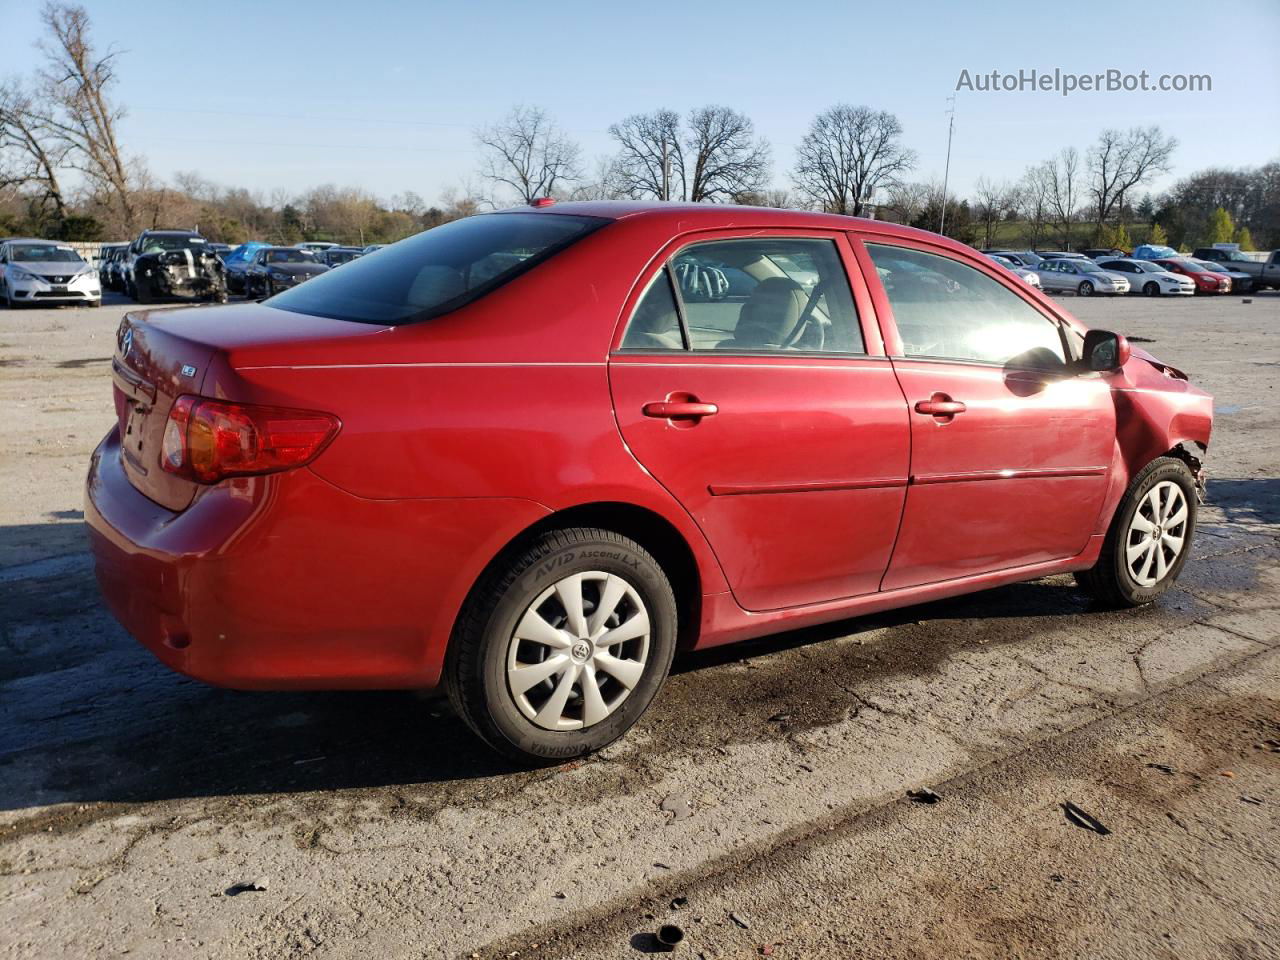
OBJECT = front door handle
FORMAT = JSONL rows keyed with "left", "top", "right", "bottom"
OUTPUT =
{"left": 914, "top": 393, "right": 967, "bottom": 419}
{"left": 643, "top": 400, "right": 718, "bottom": 420}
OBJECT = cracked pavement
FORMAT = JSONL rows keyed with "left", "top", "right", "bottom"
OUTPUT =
{"left": 1, "top": 293, "right": 1277, "bottom": 959}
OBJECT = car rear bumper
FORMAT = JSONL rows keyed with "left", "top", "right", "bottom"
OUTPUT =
{"left": 85, "top": 428, "right": 550, "bottom": 691}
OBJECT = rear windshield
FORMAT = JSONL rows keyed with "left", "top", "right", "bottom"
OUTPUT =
{"left": 10, "top": 244, "right": 83, "bottom": 263}
{"left": 268, "top": 212, "right": 607, "bottom": 325}
{"left": 265, "top": 249, "right": 315, "bottom": 263}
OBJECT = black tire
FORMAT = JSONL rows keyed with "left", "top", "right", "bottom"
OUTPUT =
{"left": 134, "top": 276, "right": 152, "bottom": 304}
{"left": 1078, "top": 280, "right": 1094, "bottom": 297}
{"left": 1143, "top": 281, "right": 1160, "bottom": 297}
{"left": 446, "top": 527, "right": 678, "bottom": 764}
{"left": 89, "top": 299, "right": 102, "bottom": 308}
{"left": 265, "top": 278, "right": 275, "bottom": 298}
{"left": 1076, "top": 457, "right": 1198, "bottom": 608}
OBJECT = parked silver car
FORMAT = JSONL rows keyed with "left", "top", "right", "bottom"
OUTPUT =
{"left": 985, "top": 253, "right": 1042, "bottom": 288}
{"left": 0, "top": 238, "right": 101, "bottom": 307}
{"left": 1096, "top": 258, "right": 1195, "bottom": 297}
{"left": 1191, "top": 259, "right": 1254, "bottom": 293}
{"left": 1035, "top": 258, "right": 1130, "bottom": 296}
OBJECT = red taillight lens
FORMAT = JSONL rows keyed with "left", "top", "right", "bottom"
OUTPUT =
{"left": 161, "top": 396, "right": 340, "bottom": 484}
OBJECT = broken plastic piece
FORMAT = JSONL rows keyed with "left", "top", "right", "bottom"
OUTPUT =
{"left": 1062, "top": 801, "right": 1110, "bottom": 836}
{"left": 907, "top": 787, "right": 941, "bottom": 804}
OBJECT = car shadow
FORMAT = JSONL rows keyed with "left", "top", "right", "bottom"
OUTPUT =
{"left": 1, "top": 476, "right": 1275, "bottom": 814}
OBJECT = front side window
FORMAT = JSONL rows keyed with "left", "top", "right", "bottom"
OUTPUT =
{"left": 620, "top": 237, "right": 863, "bottom": 354}
{"left": 269, "top": 212, "right": 606, "bottom": 325}
{"left": 867, "top": 244, "right": 1067, "bottom": 369}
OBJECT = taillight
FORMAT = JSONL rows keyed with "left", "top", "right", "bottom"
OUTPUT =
{"left": 161, "top": 395, "right": 340, "bottom": 484}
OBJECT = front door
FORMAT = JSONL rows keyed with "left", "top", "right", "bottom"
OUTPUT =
{"left": 608, "top": 231, "right": 910, "bottom": 612}
{"left": 860, "top": 240, "right": 1116, "bottom": 591}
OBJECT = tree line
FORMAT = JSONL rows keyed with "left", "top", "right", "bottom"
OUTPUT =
{"left": 2, "top": 3, "right": 1277, "bottom": 251}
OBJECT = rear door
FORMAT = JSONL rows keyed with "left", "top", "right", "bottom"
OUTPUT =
{"left": 855, "top": 237, "right": 1116, "bottom": 590}
{"left": 608, "top": 230, "right": 910, "bottom": 612}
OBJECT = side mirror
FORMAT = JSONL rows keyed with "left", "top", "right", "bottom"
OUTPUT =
{"left": 1083, "top": 329, "right": 1130, "bottom": 372}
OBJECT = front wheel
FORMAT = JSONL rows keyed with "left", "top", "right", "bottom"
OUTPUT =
{"left": 1143, "top": 281, "right": 1160, "bottom": 297}
{"left": 1076, "top": 457, "right": 1197, "bottom": 607}
{"left": 446, "top": 527, "right": 678, "bottom": 763}
{"left": 1078, "top": 280, "right": 1094, "bottom": 297}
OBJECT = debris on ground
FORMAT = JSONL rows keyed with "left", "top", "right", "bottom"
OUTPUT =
{"left": 729, "top": 911, "right": 750, "bottom": 929}
{"left": 224, "top": 877, "right": 269, "bottom": 896}
{"left": 1240, "top": 795, "right": 1263, "bottom": 806}
{"left": 1146, "top": 762, "right": 1176, "bottom": 775}
{"left": 907, "top": 787, "right": 942, "bottom": 805}
{"left": 655, "top": 924, "right": 685, "bottom": 950}
{"left": 661, "top": 794, "right": 694, "bottom": 821}
{"left": 671, "top": 896, "right": 688, "bottom": 909}
{"left": 1062, "top": 801, "right": 1111, "bottom": 836}
{"left": 1220, "top": 770, "right": 1236, "bottom": 778}
{"left": 768, "top": 712, "right": 792, "bottom": 723}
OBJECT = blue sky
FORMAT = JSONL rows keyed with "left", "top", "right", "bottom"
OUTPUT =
{"left": 2, "top": 0, "right": 1277, "bottom": 206}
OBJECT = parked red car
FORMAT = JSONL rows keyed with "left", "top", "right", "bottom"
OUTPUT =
{"left": 1152, "top": 257, "right": 1232, "bottom": 294}
{"left": 86, "top": 203, "right": 1213, "bottom": 761}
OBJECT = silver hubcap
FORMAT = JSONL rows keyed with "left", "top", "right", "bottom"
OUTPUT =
{"left": 506, "top": 571, "right": 651, "bottom": 731}
{"left": 1126, "top": 481, "right": 1189, "bottom": 587}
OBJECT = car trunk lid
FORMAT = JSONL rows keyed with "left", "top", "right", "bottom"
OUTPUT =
{"left": 111, "top": 304, "right": 391, "bottom": 511}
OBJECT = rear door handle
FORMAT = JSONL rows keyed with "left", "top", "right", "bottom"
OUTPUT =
{"left": 642, "top": 400, "right": 718, "bottom": 420}
{"left": 914, "top": 400, "right": 966, "bottom": 415}
{"left": 914, "top": 394, "right": 967, "bottom": 418}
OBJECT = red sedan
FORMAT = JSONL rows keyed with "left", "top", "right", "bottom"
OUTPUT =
{"left": 86, "top": 202, "right": 1213, "bottom": 762}
{"left": 1152, "top": 257, "right": 1232, "bottom": 294}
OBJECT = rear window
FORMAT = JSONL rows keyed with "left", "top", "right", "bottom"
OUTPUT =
{"left": 268, "top": 212, "right": 607, "bottom": 325}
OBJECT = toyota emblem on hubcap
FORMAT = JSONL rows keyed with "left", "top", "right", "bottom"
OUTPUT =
{"left": 571, "top": 640, "right": 591, "bottom": 662}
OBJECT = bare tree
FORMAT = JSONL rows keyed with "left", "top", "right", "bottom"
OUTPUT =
{"left": 476, "top": 105, "right": 581, "bottom": 204}
{"left": 881, "top": 180, "right": 930, "bottom": 225}
{"left": 1017, "top": 161, "right": 1054, "bottom": 249}
{"left": 792, "top": 105, "right": 916, "bottom": 216}
{"left": 609, "top": 109, "right": 684, "bottom": 200}
{"left": 569, "top": 156, "right": 628, "bottom": 201}
{"left": 37, "top": 2, "right": 137, "bottom": 230}
{"left": 973, "top": 176, "right": 1016, "bottom": 248}
{"left": 1087, "top": 126, "right": 1177, "bottom": 240}
{"left": 682, "top": 106, "right": 769, "bottom": 202}
{"left": 1046, "top": 147, "right": 1081, "bottom": 248}
{"left": 0, "top": 78, "right": 70, "bottom": 220}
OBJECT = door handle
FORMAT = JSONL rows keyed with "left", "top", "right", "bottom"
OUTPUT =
{"left": 642, "top": 400, "right": 718, "bottom": 420}
{"left": 914, "top": 394, "right": 967, "bottom": 418}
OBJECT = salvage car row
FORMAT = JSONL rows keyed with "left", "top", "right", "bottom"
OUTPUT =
{"left": 982, "top": 245, "right": 1280, "bottom": 297}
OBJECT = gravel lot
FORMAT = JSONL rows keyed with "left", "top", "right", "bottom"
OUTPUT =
{"left": 1, "top": 290, "right": 1277, "bottom": 959}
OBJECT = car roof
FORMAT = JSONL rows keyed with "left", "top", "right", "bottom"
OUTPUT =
{"left": 142, "top": 229, "right": 202, "bottom": 237}
{"left": 496, "top": 200, "right": 974, "bottom": 255}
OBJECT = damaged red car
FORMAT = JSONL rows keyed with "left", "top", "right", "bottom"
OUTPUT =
{"left": 86, "top": 202, "right": 1213, "bottom": 761}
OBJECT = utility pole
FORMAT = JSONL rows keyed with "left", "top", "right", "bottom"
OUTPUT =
{"left": 660, "top": 136, "right": 670, "bottom": 201}
{"left": 939, "top": 96, "right": 956, "bottom": 236}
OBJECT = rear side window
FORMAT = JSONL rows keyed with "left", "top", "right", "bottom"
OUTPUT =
{"left": 269, "top": 212, "right": 606, "bottom": 325}
{"left": 620, "top": 237, "right": 863, "bottom": 355}
{"left": 867, "top": 244, "right": 1066, "bottom": 369}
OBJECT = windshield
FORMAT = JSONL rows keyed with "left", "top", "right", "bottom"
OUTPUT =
{"left": 1171, "top": 260, "right": 1208, "bottom": 273}
{"left": 142, "top": 235, "right": 208, "bottom": 253}
{"left": 10, "top": 244, "right": 84, "bottom": 263}
{"left": 266, "top": 249, "right": 315, "bottom": 263}
{"left": 269, "top": 212, "right": 607, "bottom": 324}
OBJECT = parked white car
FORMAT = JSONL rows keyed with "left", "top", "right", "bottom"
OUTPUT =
{"left": 0, "top": 238, "right": 101, "bottom": 307}
{"left": 985, "top": 253, "right": 1042, "bottom": 288}
{"left": 1096, "top": 258, "right": 1195, "bottom": 297}
{"left": 1035, "top": 258, "right": 1130, "bottom": 296}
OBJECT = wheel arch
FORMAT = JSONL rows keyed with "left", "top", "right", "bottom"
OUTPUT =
{"left": 453, "top": 500, "right": 705, "bottom": 653}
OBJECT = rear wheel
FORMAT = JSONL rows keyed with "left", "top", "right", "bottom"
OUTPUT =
{"left": 1076, "top": 457, "right": 1197, "bottom": 607}
{"left": 446, "top": 527, "right": 678, "bottom": 763}
{"left": 134, "top": 276, "right": 152, "bottom": 304}
{"left": 1078, "top": 280, "right": 1095, "bottom": 296}
{"left": 1143, "top": 281, "right": 1160, "bottom": 296}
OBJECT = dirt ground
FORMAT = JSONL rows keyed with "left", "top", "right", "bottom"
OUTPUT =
{"left": 1, "top": 290, "right": 1277, "bottom": 960}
